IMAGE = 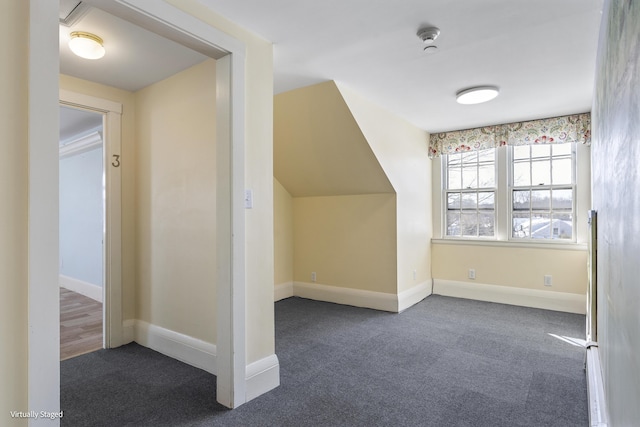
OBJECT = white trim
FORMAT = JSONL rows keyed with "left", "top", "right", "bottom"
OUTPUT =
{"left": 293, "top": 282, "right": 398, "bottom": 312}
{"left": 134, "top": 320, "right": 217, "bottom": 375}
{"left": 245, "top": 355, "right": 280, "bottom": 402}
{"left": 586, "top": 345, "right": 609, "bottom": 426}
{"left": 28, "top": 0, "right": 60, "bottom": 420}
{"left": 398, "top": 281, "right": 432, "bottom": 312}
{"left": 274, "top": 282, "right": 294, "bottom": 301}
{"left": 122, "top": 319, "right": 135, "bottom": 344}
{"left": 433, "top": 279, "right": 586, "bottom": 314}
{"left": 59, "top": 130, "right": 102, "bottom": 159}
{"left": 59, "top": 275, "right": 103, "bottom": 303}
{"left": 431, "top": 238, "right": 588, "bottom": 252}
{"left": 59, "top": 89, "right": 122, "bottom": 114}
{"left": 60, "top": 90, "right": 125, "bottom": 350}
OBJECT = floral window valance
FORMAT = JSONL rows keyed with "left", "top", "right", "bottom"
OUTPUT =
{"left": 428, "top": 112, "right": 591, "bottom": 158}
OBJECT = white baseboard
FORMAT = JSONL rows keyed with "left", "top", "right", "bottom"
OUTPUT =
{"left": 60, "top": 274, "right": 102, "bottom": 302}
{"left": 586, "top": 345, "right": 608, "bottom": 426}
{"left": 432, "top": 279, "right": 586, "bottom": 314}
{"left": 131, "top": 319, "right": 280, "bottom": 403}
{"left": 291, "top": 281, "right": 430, "bottom": 312}
{"left": 293, "top": 281, "right": 398, "bottom": 312}
{"left": 134, "top": 320, "right": 217, "bottom": 375}
{"left": 274, "top": 282, "right": 294, "bottom": 301}
{"left": 122, "top": 319, "right": 135, "bottom": 344}
{"left": 398, "top": 281, "right": 432, "bottom": 312}
{"left": 245, "top": 354, "right": 280, "bottom": 402}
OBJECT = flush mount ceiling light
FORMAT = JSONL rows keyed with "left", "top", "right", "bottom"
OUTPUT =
{"left": 456, "top": 86, "right": 500, "bottom": 105}
{"left": 68, "top": 31, "right": 105, "bottom": 60}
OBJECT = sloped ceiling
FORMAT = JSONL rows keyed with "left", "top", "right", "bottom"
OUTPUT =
{"left": 274, "top": 81, "right": 394, "bottom": 197}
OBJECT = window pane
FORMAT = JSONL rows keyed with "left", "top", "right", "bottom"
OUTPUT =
{"left": 446, "top": 212, "right": 460, "bottom": 236}
{"left": 478, "top": 192, "right": 494, "bottom": 210}
{"left": 531, "top": 213, "right": 551, "bottom": 239}
{"left": 513, "top": 161, "right": 530, "bottom": 186}
{"left": 479, "top": 213, "right": 495, "bottom": 236}
{"left": 531, "top": 160, "right": 551, "bottom": 185}
{"left": 552, "top": 158, "right": 572, "bottom": 185}
{"left": 552, "top": 189, "right": 572, "bottom": 210}
{"left": 552, "top": 213, "right": 573, "bottom": 239}
{"left": 461, "top": 151, "right": 477, "bottom": 164}
{"left": 512, "top": 213, "right": 530, "bottom": 238}
{"left": 531, "top": 144, "right": 550, "bottom": 158}
{"left": 461, "top": 213, "right": 478, "bottom": 237}
{"left": 531, "top": 189, "right": 550, "bottom": 210}
{"left": 461, "top": 193, "right": 477, "bottom": 209}
{"left": 462, "top": 167, "right": 477, "bottom": 189}
{"left": 447, "top": 192, "right": 460, "bottom": 209}
{"left": 478, "top": 165, "right": 495, "bottom": 187}
{"left": 478, "top": 148, "right": 494, "bottom": 163}
{"left": 553, "top": 143, "right": 572, "bottom": 156}
{"left": 448, "top": 167, "right": 461, "bottom": 189}
{"left": 513, "top": 145, "right": 530, "bottom": 160}
{"left": 513, "top": 190, "right": 530, "bottom": 210}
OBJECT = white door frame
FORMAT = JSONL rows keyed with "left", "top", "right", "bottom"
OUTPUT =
{"left": 59, "top": 92, "right": 123, "bottom": 349}
{"left": 29, "top": 0, "right": 248, "bottom": 418}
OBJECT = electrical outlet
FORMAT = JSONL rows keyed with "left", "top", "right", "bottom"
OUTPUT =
{"left": 413, "top": 270, "right": 417, "bottom": 280}
{"left": 468, "top": 269, "right": 476, "bottom": 280}
{"left": 544, "top": 275, "right": 552, "bottom": 286}
{"left": 311, "top": 272, "right": 317, "bottom": 282}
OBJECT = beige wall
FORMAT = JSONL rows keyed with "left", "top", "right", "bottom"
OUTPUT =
{"left": 432, "top": 243, "right": 587, "bottom": 294}
{"left": 166, "top": 0, "right": 275, "bottom": 364}
{"left": 293, "top": 194, "right": 397, "bottom": 293}
{"left": 338, "top": 84, "right": 432, "bottom": 293}
{"left": 274, "top": 178, "right": 294, "bottom": 286}
{"left": 0, "top": 2, "right": 28, "bottom": 423}
{"left": 592, "top": 0, "right": 640, "bottom": 424}
{"left": 135, "top": 59, "right": 217, "bottom": 343}
{"left": 59, "top": 74, "right": 137, "bottom": 322}
{"left": 274, "top": 81, "right": 393, "bottom": 197}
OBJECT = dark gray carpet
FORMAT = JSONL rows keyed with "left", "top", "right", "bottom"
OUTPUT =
{"left": 61, "top": 295, "right": 588, "bottom": 426}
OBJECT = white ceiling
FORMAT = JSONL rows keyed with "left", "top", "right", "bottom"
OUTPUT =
{"left": 198, "top": 0, "right": 603, "bottom": 133}
{"left": 59, "top": 4, "right": 208, "bottom": 92}
{"left": 60, "top": 0, "right": 604, "bottom": 134}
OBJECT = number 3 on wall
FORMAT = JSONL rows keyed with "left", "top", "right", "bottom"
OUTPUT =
{"left": 112, "top": 154, "right": 121, "bottom": 168}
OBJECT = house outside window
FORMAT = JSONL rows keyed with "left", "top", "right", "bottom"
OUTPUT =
{"left": 440, "top": 142, "right": 584, "bottom": 244}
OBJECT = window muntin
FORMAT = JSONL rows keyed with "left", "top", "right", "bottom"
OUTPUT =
{"left": 445, "top": 149, "right": 496, "bottom": 238}
{"left": 510, "top": 143, "right": 575, "bottom": 240}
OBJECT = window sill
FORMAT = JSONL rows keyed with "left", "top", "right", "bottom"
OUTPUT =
{"left": 431, "top": 238, "right": 587, "bottom": 251}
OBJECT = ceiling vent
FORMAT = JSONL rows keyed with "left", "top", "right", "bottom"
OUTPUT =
{"left": 59, "top": 0, "right": 91, "bottom": 27}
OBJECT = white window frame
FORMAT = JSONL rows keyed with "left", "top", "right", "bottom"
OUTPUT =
{"left": 443, "top": 148, "right": 498, "bottom": 239}
{"left": 433, "top": 143, "right": 590, "bottom": 248}
{"left": 507, "top": 143, "right": 577, "bottom": 243}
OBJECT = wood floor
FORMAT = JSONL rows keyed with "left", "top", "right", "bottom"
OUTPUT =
{"left": 60, "top": 287, "right": 103, "bottom": 361}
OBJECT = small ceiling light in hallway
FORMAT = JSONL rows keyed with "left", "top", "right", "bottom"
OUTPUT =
{"left": 69, "top": 31, "right": 105, "bottom": 60}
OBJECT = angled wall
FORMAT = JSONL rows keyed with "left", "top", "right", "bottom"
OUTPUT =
{"left": 338, "top": 83, "right": 432, "bottom": 296}
{"left": 274, "top": 81, "right": 431, "bottom": 310}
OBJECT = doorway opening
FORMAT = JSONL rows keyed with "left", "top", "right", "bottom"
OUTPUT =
{"left": 59, "top": 105, "right": 105, "bottom": 360}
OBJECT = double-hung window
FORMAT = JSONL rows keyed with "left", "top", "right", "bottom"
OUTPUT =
{"left": 441, "top": 142, "right": 579, "bottom": 242}
{"left": 445, "top": 149, "right": 496, "bottom": 238}
{"left": 510, "top": 143, "right": 575, "bottom": 240}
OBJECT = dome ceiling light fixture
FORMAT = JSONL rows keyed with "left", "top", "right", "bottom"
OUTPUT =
{"left": 68, "top": 31, "right": 106, "bottom": 60}
{"left": 456, "top": 86, "right": 500, "bottom": 105}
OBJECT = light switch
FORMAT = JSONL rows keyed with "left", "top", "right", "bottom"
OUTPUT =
{"left": 244, "top": 189, "right": 253, "bottom": 209}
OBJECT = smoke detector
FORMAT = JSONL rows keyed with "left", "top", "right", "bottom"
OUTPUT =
{"left": 417, "top": 27, "right": 440, "bottom": 44}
